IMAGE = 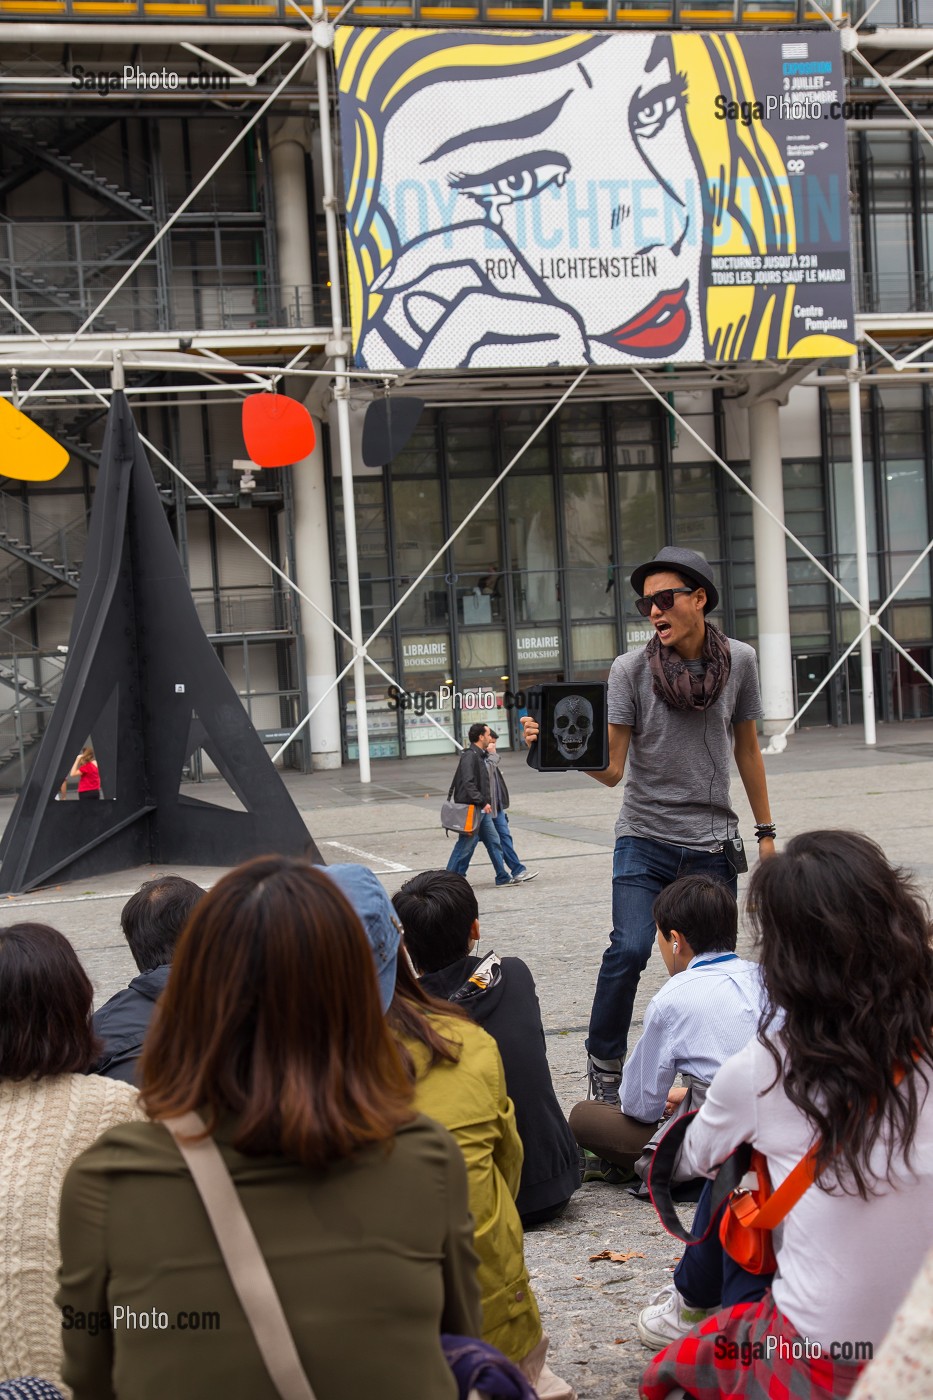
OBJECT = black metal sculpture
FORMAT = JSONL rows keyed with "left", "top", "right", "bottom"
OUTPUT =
{"left": 0, "top": 391, "right": 321, "bottom": 893}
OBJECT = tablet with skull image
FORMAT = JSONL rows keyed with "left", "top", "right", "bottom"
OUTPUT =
{"left": 526, "top": 683, "right": 608, "bottom": 773}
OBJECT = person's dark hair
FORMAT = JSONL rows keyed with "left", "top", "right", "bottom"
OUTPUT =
{"left": 139, "top": 857, "right": 415, "bottom": 1168}
{"left": 467, "top": 722, "right": 488, "bottom": 745}
{"left": 386, "top": 949, "right": 466, "bottom": 1073}
{"left": 751, "top": 830, "right": 933, "bottom": 1199}
{"left": 393, "top": 871, "right": 479, "bottom": 973}
{"left": 653, "top": 875, "right": 737, "bottom": 956}
{"left": 0, "top": 923, "right": 100, "bottom": 1078}
{"left": 121, "top": 875, "right": 206, "bottom": 973}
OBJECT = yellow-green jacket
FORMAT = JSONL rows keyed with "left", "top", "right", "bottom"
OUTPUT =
{"left": 403, "top": 1013, "right": 542, "bottom": 1364}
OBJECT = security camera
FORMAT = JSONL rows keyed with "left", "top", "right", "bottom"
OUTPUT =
{"left": 233, "top": 459, "right": 259, "bottom": 494}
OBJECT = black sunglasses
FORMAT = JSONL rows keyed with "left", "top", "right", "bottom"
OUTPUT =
{"left": 635, "top": 586, "right": 696, "bottom": 618}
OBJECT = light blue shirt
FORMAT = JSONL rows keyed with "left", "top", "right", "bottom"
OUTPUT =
{"left": 620, "top": 953, "right": 767, "bottom": 1123}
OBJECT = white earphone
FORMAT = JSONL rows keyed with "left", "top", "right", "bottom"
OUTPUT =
{"left": 672, "top": 944, "right": 680, "bottom": 954}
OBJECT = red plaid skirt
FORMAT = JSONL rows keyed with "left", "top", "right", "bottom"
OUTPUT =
{"left": 640, "top": 1293, "right": 866, "bottom": 1400}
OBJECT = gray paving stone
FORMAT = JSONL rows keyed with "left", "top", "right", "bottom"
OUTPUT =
{"left": 2, "top": 719, "right": 932, "bottom": 1397}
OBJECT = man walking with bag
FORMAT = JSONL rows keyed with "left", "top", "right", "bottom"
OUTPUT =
{"left": 523, "top": 547, "right": 776, "bottom": 1101}
{"left": 482, "top": 730, "right": 536, "bottom": 885}
{"left": 445, "top": 724, "right": 534, "bottom": 887}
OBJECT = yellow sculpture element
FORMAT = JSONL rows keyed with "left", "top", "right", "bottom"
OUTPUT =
{"left": 0, "top": 398, "right": 70, "bottom": 481}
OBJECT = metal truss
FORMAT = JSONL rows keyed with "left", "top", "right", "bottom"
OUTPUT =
{"left": 1, "top": 6, "right": 933, "bottom": 779}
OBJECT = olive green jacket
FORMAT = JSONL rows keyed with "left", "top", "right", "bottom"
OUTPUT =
{"left": 57, "top": 1113, "right": 481, "bottom": 1400}
{"left": 404, "top": 1014, "right": 543, "bottom": 1364}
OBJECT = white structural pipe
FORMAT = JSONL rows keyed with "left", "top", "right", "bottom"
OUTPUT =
{"left": 848, "top": 357, "right": 877, "bottom": 746}
{"left": 312, "top": 16, "right": 371, "bottom": 783}
{"left": 854, "top": 28, "right": 933, "bottom": 49}
{"left": 748, "top": 398, "right": 795, "bottom": 735}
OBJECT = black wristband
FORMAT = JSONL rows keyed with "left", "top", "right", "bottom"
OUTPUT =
{"left": 754, "top": 823, "right": 776, "bottom": 841}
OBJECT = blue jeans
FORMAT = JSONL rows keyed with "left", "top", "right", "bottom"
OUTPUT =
{"left": 446, "top": 813, "right": 510, "bottom": 884}
{"left": 586, "top": 836, "right": 737, "bottom": 1063}
{"left": 675, "top": 1179, "right": 773, "bottom": 1309}
{"left": 482, "top": 810, "right": 526, "bottom": 882}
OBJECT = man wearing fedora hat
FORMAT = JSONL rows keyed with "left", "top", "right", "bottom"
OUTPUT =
{"left": 523, "top": 545, "right": 775, "bottom": 1103}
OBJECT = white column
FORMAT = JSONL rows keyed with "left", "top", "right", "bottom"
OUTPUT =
{"left": 848, "top": 359, "right": 877, "bottom": 745}
{"left": 748, "top": 398, "right": 794, "bottom": 735}
{"left": 269, "top": 114, "right": 342, "bottom": 769}
{"left": 268, "top": 117, "right": 313, "bottom": 325}
{"left": 292, "top": 414, "right": 342, "bottom": 769}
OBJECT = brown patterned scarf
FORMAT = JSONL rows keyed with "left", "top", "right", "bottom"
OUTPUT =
{"left": 646, "top": 621, "right": 732, "bottom": 711}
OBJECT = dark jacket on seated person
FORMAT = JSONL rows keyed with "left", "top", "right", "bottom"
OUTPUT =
{"left": 88, "top": 875, "right": 205, "bottom": 1085}
{"left": 91, "top": 965, "right": 171, "bottom": 1084}
{"left": 422, "top": 953, "right": 579, "bottom": 1220}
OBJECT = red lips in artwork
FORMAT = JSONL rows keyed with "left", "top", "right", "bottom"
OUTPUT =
{"left": 607, "top": 284, "right": 690, "bottom": 354}
{"left": 242, "top": 394, "right": 316, "bottom": 468}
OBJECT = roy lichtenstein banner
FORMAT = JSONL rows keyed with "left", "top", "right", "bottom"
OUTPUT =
{"left": 336, "top": 27, "right": 856, "bottom": 371}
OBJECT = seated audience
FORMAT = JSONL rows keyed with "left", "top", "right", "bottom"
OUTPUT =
{"left": 330, "top": 864, "right": 575, "bottom": 1400}
{"left": 393, "top": 869, "right": 578, "bottom": 1225}
{"left": 0, "top": 924, "right": 143, "bottom": 1391}
{"left": 57, "top": 858, "right": 482, "bottom": 1400}
{"left": 571, "top": 875, "right": 764, "bottom": 1181}
{"left": 91, "top": 875, "right": 204, "bottom": 1083}
{"left": 640, "top": 830, "right": 933, "bottom": 1400}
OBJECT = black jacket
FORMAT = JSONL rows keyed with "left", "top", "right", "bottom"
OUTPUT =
{"left": 450, "top": 744, "right": 490, "bottom": 807}
{"left": 90, "top": 964, "right": 171, "bottom": 1085}
{"left": 422, "top": 954, "right": 579, "bottom": 1218}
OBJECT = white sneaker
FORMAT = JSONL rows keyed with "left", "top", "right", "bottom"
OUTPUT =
{"left": 510, "top": 870, "right": 538, "bottom": 884}
{"left": 637, "top": 1283, "right": 715, "bottom": 1350}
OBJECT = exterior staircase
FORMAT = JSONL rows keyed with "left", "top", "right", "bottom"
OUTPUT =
{"left": 0, "top": 117, "right": 155, "bottom": 220}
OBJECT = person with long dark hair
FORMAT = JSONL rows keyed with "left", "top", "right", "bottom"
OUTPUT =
{"left": 640, "top": 830, "right": 933, "bottom": 1400}
{"left": 57, "top": 857, "right": 481, "bottom": 1400}
{"left": 0, "top": 923, "right": 142, "bottom": 1391}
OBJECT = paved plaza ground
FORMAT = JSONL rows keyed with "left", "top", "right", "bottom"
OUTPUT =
{"left": 2, "top": 719, "right": 932, "bottom": 1398}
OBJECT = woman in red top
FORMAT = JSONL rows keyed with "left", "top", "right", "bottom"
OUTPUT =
{"left": 70, "top": 747, "right": 101, "bottom": 800}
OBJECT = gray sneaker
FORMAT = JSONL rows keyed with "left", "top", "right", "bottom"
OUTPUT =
{"left": 586, "top": 1056, "right": 622, "bottom": 1104}
{"left": 509, "top": 870, "right": 538, "bottom": 885}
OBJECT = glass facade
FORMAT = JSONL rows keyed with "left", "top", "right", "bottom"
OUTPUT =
{"left": 327, "top": 387, "right": 932, "bottom": 755}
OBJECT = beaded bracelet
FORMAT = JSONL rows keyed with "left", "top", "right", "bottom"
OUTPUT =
{"left": 754, "top": 823, "right": 777, "bottom": 841}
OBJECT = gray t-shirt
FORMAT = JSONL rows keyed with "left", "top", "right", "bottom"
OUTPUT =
{"left": 607, "top": 638, "right": 763, "bottom": 849}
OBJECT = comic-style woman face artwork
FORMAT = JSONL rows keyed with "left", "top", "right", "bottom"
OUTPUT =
{"left": 347, "top": 34, "right": 704, "bottom": 370}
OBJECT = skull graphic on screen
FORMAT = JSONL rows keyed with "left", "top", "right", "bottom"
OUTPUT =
{"left": 552, "top": 694, "right": 593, "bottom": 762}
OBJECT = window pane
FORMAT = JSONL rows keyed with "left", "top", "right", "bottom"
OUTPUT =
{"left": 867, "top": 134, "right": 914, "bottom": 311}
{"left": 332, "top": 477, "right": 388, "bottom": 575}
{"left": 564, "top": 472, "right": 611, "bottom": 619}
{"left": 671, "top": 465, "right": 720, "bottom": 561}
{"left": 508, "top": 476, "right": 559, "bottom": 622}
{"left": 502, "top": 406, "right": 550, "bottom": 474}
{"left": 571, "top": 621, "right": 617, "bottom": 678}
{"left": 445, "top": 408, "right": 497, "bottom": 478}
{"left": 558, "top": 403, "right": 604, "bottom": 469}
{"left": 610, "top": 401, "right": 661, "bottom": 466}
{"left": 617, "top": 468, "right": 665, "bottom": 614}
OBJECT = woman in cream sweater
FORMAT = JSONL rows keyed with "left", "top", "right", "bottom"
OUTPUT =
{"left": 0, "top": 923, "right": 143, "bottom": 1391}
